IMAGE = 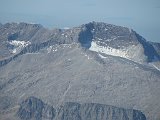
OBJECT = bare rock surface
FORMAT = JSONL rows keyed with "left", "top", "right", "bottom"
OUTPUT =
{"left": 0, "top": 22, "right": 160, "bottom": 120}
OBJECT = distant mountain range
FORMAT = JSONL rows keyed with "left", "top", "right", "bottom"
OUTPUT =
{"left": 0, "top": 22, "right": 160, "bottom": 120}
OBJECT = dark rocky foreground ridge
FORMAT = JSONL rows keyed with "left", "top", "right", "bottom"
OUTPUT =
{"left": 17, "top": 96, "right": 146, "bottom": 120}
{"left": 0, "top": 22, "right": 160, "bottom": 120}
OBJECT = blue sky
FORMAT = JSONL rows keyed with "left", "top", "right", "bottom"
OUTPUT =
{"left": 0, "top": 0, "right": 160, "bottom": 42}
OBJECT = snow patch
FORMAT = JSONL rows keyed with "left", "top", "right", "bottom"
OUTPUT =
{"left": 47, "top": 44, "right": 72, "bottom": 53}
{"left": 62, "top": 44, "right": 72, "bottom": 48}
{"left": 89, "top": 41, "right": 128, "bottom": 58}
{"left": 47, "top": 46, "right": 58, "bottom": 53}
{"left": 105, "top": 28, "right": 108, "bottom": 31}
{"left": 63, "top": 27, "right": 70, "bottom": 30}
{"left": 96, "top": 38, "right": 103, "bottom": 40}
{"left": 9, "top": 40, "right": 31, "bottom": 47}
{"left": 53, "top": 49, "right": 57, "bottom": 52}
{"left": 47, "top": 46, "right": 53, "bottom": 53}
{"left": 9, "top": 40, "right": 31, "bottom": 54}
{"left": 12, "top": 49, "right": 17, "bottom": 54}
{"left": 99, "top": 54, "right": 107, "bottom": 59}
{"left": 68, "top": 59, "right": 71, "bottom": 61}
{"left": 81, "top": 53, "right": 92, "bottom": 60}
{"left": 151, "top": 64, "right": 160, "bottom": 71}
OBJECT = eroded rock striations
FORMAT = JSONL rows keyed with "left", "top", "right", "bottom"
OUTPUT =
{"left": 17, "top": 97, "right": 146, "bottom": 120}
{"left": 18, "top": 97, "right": 56, "bottom": 120}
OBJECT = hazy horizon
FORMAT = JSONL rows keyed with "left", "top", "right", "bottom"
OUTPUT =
{"left": 0, "top": 0, "right": 160, "bottom": 42}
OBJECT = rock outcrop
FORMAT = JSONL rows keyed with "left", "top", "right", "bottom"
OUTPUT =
{"left": 17, "top": 97, "right": 146, "bottom": 120}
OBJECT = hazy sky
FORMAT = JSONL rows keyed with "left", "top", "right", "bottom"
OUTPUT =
{"left": 0, "top": 0, "right": 160, "bottom": 42}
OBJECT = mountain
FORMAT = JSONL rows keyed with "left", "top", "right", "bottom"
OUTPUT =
{"left": 0, "top": 22, "right": 160, "bottom": 64}
{"left": 0, "top": 22, "right": 160, "bottom": 120}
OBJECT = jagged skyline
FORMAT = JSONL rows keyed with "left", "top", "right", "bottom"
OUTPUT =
{"left": 0, "top": 0, "right": 160, "bottom": 42}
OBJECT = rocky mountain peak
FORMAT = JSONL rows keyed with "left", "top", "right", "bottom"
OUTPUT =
{"left": 0, "top": 22, "right": 160, "bottom": 63}
{"left": 77, "top": 22, "right": 160, "bottom": 63}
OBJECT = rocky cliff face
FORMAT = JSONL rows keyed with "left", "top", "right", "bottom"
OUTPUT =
{"left": 17, "top": 97, "right": 146, "bottom": 120}
{"left": 0, "top": 22, "right": 160, "bottom": 120}
{"left": 0, "top": 22, "right": 160, "bottom": 63}
{"left": 18, "top": 97, "right": 56, "bottom": 120}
